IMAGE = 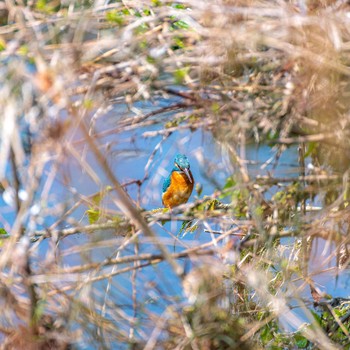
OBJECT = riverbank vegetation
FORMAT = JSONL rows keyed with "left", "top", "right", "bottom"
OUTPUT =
{"left": 1, "top": 0, "right": 350, "bottom": 348}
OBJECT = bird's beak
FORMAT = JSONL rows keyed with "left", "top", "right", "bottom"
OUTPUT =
{"left": 182, "top": 167, "right": 192, "bottom": 183}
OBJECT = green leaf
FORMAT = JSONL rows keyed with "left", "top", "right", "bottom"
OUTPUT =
{"left": 206, "top": 199, "right": 219, "bottom": 210}
{"left": 295, "top": 334, "right": 308, "bottom": 348}
{"left": 172, "top": 20, "right": 189, "bottom": 30}
{"left": 106, "top": 10, "right": 125, "bottom": 26}
{"left": 83, "top": 98, "right": 94, "bottom": 110}
{"left": 172, "top": 36, "right": 186, "bottom": 50}
{"left": 211, "top": 102, "right": 220, "bottom": 113}
{"left": 18, "top": 45, "right": 29, "bottom": 56}
{"left": 223, "top": 177, "right": 237, "bottom": 190}
{"left": 195, "top": 183, "right": 203, "bottom": 197}
{"left": 164, "top": 115, "right": 186, "bottom": 128}
{"left": 139, "top": 40, "right": 148, "bottom": 50}
{"left": 91, "top": 186, "right": 112, "bottom": 206}
{"left": 149, "top": 208, "right": 166, "bottom": 214}
{"left": 173, "top": 67, "right": 189, "bottom": 84}
{"left": 86, "top": 209, "right": 101, "bottom": 224}
{"left": 134, "top": 23, "right": 149, "bottom": 35}
{"left": 0, "top": 39, "right": 6, "bottom": 52}
{"left": 260, "top": 324, "right": 274, "bottom": 344}
{"left": 147, "top": 55, "right": 156, "bottom": 64}
{"left": 159, "top": 207, "right": 169, "bottom": 226}
{"left": 178, "top": 220, "right": 197, "bottom": 236}
{"left": 266, "top": 130, "right": 279, "bottom": 141}
{"left": 305, "top": 141, "right": 317, "bottom": 158}
{"left": 32, "top": 299, "right": 46, "bottom": 324}
{"left": 86, "top": 187, "right": 112, "bottom": 224}
{"left": 121, "top": 8, "right": 131, "bottom": 15}
{"left": 0, "top": 228, "right": 7, "bottom": 235}
{"left": 254, "top": 205, "right": 264, "bottom": 218}
{"left": 151, "top": 0, "right": 162, "bottom": 6}
{"left": 35, "top": 0, "right": 47, "bottom": 10}
{"left": 310, "top": 310, "right": 322, "bottom": 325}
{"left": 172, "top": 3, "right": 187, "bottom": 9}
{"left": 35, "top": 0, "right": 56, "bottom": 13}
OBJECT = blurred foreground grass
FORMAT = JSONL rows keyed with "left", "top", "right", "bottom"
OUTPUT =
{"left": 1, "top": 0, "right": 350, "bottom": 349}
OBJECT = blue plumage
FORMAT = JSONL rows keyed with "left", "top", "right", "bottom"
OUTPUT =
{"left": 162, "top": 154, "right": 194, "bottom": 208}
{"left": 162, "top": 173, "right": 172, "bottom": 193}
{"left": 174, "top": 154, "right": 190, "bottom": 169}
{"left": 162, "top": 154, "right": 191, "bottom": 194}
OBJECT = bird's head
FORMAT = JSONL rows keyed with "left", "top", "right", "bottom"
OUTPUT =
{"left": 174, "top": 154, "right": 192, "bottom": 183}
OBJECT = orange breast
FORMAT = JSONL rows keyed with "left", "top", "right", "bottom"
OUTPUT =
{"left": 162, "top": 171, "right": 194, "bottom": 208}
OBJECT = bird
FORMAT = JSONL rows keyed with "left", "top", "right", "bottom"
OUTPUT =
{"left": 162, "top": 154, "right": 194, "bottom": 208}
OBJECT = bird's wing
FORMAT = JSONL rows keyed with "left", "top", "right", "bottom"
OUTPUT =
{"left": 162, "top": 173, "right": 172, "bottom": 193}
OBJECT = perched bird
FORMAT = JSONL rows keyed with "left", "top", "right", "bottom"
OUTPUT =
{"left": 162, "top": 154, "right": 194, "bottom": 208}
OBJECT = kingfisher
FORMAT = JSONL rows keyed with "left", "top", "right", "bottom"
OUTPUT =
{"left": 162, "top": 154, "right": 194, "bottom": 208}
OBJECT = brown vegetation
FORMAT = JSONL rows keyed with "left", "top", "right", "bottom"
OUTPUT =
{"left": 0, "top": 0, "right": 350, "bottom": 348}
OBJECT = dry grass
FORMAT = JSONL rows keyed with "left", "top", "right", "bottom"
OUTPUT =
{"left": 0, "top": 0, "right": 350, "bottom": 348}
